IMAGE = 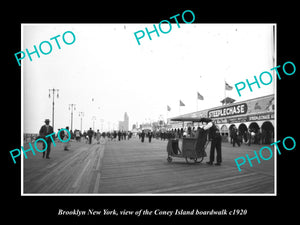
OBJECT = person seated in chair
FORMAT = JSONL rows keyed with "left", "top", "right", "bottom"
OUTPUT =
{"left": 172, "top": 139, "right": 181, "bottom": 155}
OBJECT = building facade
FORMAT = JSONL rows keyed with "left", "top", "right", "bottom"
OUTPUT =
{"left": 169, "top": 94, "right": 275, "bottom": 143}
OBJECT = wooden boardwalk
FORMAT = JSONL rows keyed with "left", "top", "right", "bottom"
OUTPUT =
{"left": 23, "top": 141, "right": 105, "bottom": 193}
{"left": 23, "top": 137, "right": 274, "bottom": 194}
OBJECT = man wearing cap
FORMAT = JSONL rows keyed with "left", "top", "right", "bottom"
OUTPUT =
{"left": 39, "top": 119, "right": 54, "bottom": 159}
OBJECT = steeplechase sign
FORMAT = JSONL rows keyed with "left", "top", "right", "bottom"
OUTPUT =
{"left": 208, "top": 103, "right": 247, "bottom": 119}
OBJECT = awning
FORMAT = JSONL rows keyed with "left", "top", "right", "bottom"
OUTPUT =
{"left": 170, "top": 117, "right": 212, "bottom": 123}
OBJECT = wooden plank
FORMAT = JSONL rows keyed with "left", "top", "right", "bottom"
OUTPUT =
{"left": 98, "top": 139, "right": 274, "bottom": 194}
{"left": 23, "top": 138, "right": 274, "bottom": 194}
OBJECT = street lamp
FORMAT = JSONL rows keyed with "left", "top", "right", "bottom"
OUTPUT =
{"left": 92, "top": 116, "right": 96, "bottom": 130}
{"left": 100, "top": 119, "right": 104, "bottom": 132}
{"left": 78, "top": 112, "right": 84, "bottom": 132}
{"left": 48, "top": 88, "right": 59, "bottom": 130}
{"left": 69, "top": 104, "right": 76, "bottom": 131}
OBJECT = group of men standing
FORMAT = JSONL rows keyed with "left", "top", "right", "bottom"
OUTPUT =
{"left": 139, "top": 131, "right": 153, "bottom": 143}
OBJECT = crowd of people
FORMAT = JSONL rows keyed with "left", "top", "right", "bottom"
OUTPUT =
{"left": 73, "top": 128, "right": 134, "bottom": 143}
{"left": 37, "top": 118, "right": 137, "bottom": 159}
{"left": 38, "top": 118, "right": 223, "bottom": 166}
{"left": 140, "top": 128, "right": 201, "bottom": 141}
{"left": 229, "top": 125, "right": 274, "bottom": 147}
{"left": 36, "top": 117, "right": 272, "bottom": 162}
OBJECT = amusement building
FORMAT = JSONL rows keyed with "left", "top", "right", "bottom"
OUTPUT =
{"left": 168, "top": 94, "right": 275, "bottom": 144}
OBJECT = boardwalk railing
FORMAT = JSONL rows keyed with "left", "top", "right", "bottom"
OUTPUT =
{"left": 24, "top": 133, "right": 38, "bottom": 143}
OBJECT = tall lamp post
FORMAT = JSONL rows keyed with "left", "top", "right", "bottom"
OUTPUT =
{"left": 48, "top": 88, "right": 59, "bottom": 130}
{"left": 78, "top": 112, "right": 84, "bottom": 132}
{"left": 69, "top": 104, "right": 76, "bottom": 131}
{"left": 92, "top": 116, "right": 96, "bottom": 130}
{"left": 100, "top": 119, "right": 104, "bottom": 132}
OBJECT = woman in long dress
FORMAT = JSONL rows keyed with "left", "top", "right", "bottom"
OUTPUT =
{"left": 96, "top": 129, "right": 101, "bottom": 144}
{"left": 64, "top": 126, "right": 71, "bottom": 151}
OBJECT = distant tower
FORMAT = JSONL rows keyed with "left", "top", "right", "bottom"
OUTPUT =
{"left": 119, "top": 112, "right": 129, "bottom": 131}
{"left": 124, "top": 112, "right": 129, "bottom": 131}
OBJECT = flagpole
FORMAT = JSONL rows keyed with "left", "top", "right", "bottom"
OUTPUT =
{"left": 166, "top": 105, "right": 171, "bottom": 125}
{"left": 166, "top": 111, "right": 169, "bottom": 125}
{"left": 224, "top": 78, "right": 226, "bottom": 105}
{"left": 272, "top": 25, "right": 275, "bottom": 75}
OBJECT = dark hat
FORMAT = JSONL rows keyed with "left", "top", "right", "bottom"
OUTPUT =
{"left": 45, "top": 119, "right": 50, "bottom": 122}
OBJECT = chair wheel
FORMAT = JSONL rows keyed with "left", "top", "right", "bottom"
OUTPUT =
{"left": 185, "top": 157, "right": 197, "bottom": 164}
{"left": 198, "top": 157, "right": 204, "bottom": 163}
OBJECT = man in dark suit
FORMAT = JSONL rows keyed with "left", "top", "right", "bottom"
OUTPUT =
{"left": 39, "top": 119, "right": 54, "bottom": 159}
{"left": 141, "top": 130, "right": 145, "bottom": 143}
{"left": 207, "top": 122, "right": 222, "bottom": 166}
{"left": 232, "top": 126, "right": 240, "bottom": 147}
{"left": 87, "top": 128, "right": 94, "bottom": 144}
{"left": 148, "top": 131, "right": 152, "bottom": 143}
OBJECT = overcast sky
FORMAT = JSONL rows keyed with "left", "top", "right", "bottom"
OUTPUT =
{"left": 22, "top": 23, "right": 275, "bottom": 133}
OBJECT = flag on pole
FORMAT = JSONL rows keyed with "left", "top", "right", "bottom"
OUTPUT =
{"left": 179, "top": 100, "right": 185, "bottom": 106}
{"left": 225, "top": 81, "right": 233, "bottom": 90}
{"left": 167, "top": 105, "right": 171, "bottom": 111}
{"left": 197, "top": 92, "right": 204, "bottom": 100}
